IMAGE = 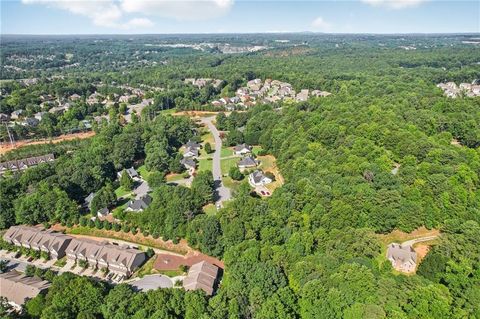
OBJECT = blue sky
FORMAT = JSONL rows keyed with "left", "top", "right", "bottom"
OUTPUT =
{"left": 1, "top": 0, "right": 479, "bottom": 34}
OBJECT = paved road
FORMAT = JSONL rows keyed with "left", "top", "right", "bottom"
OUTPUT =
{"left": 402, "top": 235, "right": 439, "bottom": 247}
{"left": 200, "top": 116, "right": 231, "bottom": 206}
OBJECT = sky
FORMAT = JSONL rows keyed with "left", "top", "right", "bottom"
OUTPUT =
{"left": 1, "top": 0, "right": 479, "bottom": 34}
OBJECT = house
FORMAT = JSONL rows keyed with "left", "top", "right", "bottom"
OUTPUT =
{"left": 183, "top": 261, "right": 219, "bottom": 296}
{"left": 185, "top": 140, "right": 201, "bottom": 150}
{"left": 248, "top": 170, "right": 273, "bottom": 187}
{"left": 386, "top": 243, "right": 417, "bottom": 273}
{"left": 237, "top": 156, "right": 258, "bottom": 169}
{"left": 0, "top": 154, "right": 54, "bottom": 175}
{"left": 126, "top": 195, "right": 152, "bottom": 212}
{"left": 97, "top": 207, "right": 110, "bottom": 218}
{"left": 133, "top": 180, "right": 151, "bottom": 198}
{"left": 84, "top": 192, "right": 95, "bottom": 209}
{"left": 69, "top": 93, "right": 82, "bottom": 101}
{"left": 34, "top": 112, "right": 47, "bottom": 121}
{"left": 0, "top": 270, "right": 50, "bottom": 307}
{"left": 22, "top": 118, "right": 40, "bottom": 127}
{"left": 184, "top": 147, "right": 199, "bottom": 158}
{"left": 311, "top": 90, "right": 332, "bottom": 97}
{"left": 181, "top": 157, "right": 196, "bottom": 170}
{"left": 65, "top": 238, "right": 146, "bottom": 277}
{"left": 117, "top": 167, "right": 139, "bottom": 180}
{"left": 48, "top": 105, "right": 69, "bottom": 114}
{"left": 233, "top": 143, "right": 252, "bottom": 155}
{"left": 296, "top": 89, "right": 309, "bottom": 102}
{"left": 10, "top": 109, "right": 24, "bottom": 120}
{"left": 3, "top": 225, "right": 72, "bottom": 259}
{"left": 0, "top": 113, "right": 11, "bottom": 122}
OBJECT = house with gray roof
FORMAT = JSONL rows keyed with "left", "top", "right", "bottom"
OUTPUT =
{"left": 117, "top": 167, "right": 139, "bottom": 180}
{"left": 126, "top": 194, "right": 152, "bottom": 212}
{"left": 185, "top": 140, "right": 201, "bottom": 150}
{"left": 183, "top": 261, "right": 219, "bottom": 296}
{"left": 181, "top": 157, "right": 197, "bottom": 170}
{"left": 386, "top": 243, "right": 417, "bottom": 273}
{"left": 234, "top": 143, "right": 252, "bottom": 155}
{"left": 0, "top": 270, "right": 50, "bottom": 307}
{"left": 237, "top": 156, "right": 258, "bottom": 169}
{"left": 3, "top": 225, "right": 72, "bottom": 259}
{"left": 184, "top": 146, "right": 199, "bottom": 158}
{"left": 65, "top": 238, "right": 146, "bottom": 277}
{"left": 97, "top": 207, "right": 110, "bottom": 218}
{"left": 248, "top": 170, "right": 272, "bottom": 187}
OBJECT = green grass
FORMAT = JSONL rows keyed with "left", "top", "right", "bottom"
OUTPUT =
{"left": 158, "top": 269, "right": 184, "bottom": 277}
{"left": 136, "top": 257, "right": 157, "bottom": 278}
{"left": 252, "top": 145, "right": 263, "bottom": 155}
{"left": 221, "top": 147, "right": 234, "bottom": 158}
{"left": 137, "top": 165, "right": 151, "bottom": 180}
{"left": 198, "top": 157, "right": 213, "bottom": 172}
{"left": 115, "top": 186, "right": 132, "bottom": 198}
{"left": 54, "top": 257, "right": 67, "bottom": 267}
{"left": 223, "top": 176, "right": 242, "bottom": 193}
{"left": 159, "top": 108, "right": 176, "bottom": 115}
{"left": 221, "top": 157, "right": 239, "bottom": 174}
{"left": 203, "top": 203, "right": 217, "bottom": 216}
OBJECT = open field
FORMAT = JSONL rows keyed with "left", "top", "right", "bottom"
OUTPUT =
{"left": 0, "top": 131, "right": 95, "bottom": 155}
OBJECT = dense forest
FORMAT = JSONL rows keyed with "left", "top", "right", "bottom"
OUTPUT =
{"left": 1, "top": 34, "right": 479, "bottom": 318}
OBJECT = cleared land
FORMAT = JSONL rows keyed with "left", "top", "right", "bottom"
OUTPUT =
{"left": 0, "top": 131, "right": 95, "bottom": 155}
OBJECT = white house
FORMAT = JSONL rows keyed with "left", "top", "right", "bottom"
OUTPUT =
{"left": 248, "top": 170, "right": 272, "bottom": 187}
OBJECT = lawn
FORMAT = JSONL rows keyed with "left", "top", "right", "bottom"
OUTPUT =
{"left": 198, "top": 157, "right": 213, "bottom": 172}
{"left": 252, "top": 145, "right": 263, "bottom": 155}
{"left": 221, "top": 146, "right": 234, "bottom": 158}
{"left": 203, "top": 203, "right": 217, "bottom": 216}
{"left": 223, "top": 176, "right": 243, "bottom": 194}
{"left": 166, "top": 173, "right": 185, "bottom": 182}
{"left": 137, "top": 165, "right": 151, "bottom": 180}
{"left": 221, "top": 157, "right": 238, "bottom": 174}
{"left": 115, "top": 186, "right": 132, "bottom": 198}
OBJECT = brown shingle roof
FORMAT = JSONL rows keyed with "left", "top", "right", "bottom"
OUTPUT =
{"left": 183, "top": 261, "right": 219, "bottom": 296}
{"left": 0, "top": 271, "right": 50, "bottom": 305}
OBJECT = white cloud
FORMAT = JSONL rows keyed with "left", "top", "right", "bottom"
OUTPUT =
{"left": 21, "top": 0, "right": 234, "bottom": 30}
{"left": 121, "top": 0, "right": 234, "bottom": 21}
{"left": 311, "top": 17, "right": 332, "bottom": 31}
{"left": 361, "top": 0, "right": 427, "bottom": 9}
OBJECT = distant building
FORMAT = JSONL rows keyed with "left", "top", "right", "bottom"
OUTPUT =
{"left": 0, "top": 271, "right": 50, "bottom": 307}
{"left": 386, "top": 243, "right": 417, "bottom": 273}
{"left": 65, "top": 238, "right": 146, "bottom": 277}
{"left": 10, "top": 109, "right": 24, "bottom": 120}
{"left": 183, "top": 261, "right": 219, "bottom": 296}
{"left": 117, "top": 167, "right": 139, "bottom": 180}
{"left": 0, "top": 154, "right": 55, "bottom": 175}
{"left": 126, "top": 194, "right": 152, "bottom": 212}
{"left": 248, "top": 170, "right": 272, "bottom": 187}
{"left": 97, "top": 207, "right": 110, "bottom": 218}
{"left": 233, "top": 143, "right": 252, "bottom": 155}
{"left": 3, "top": 226, "right": 72, "bottom": 259}
{"left": 237, "top": 156, "right": 258, "bottom": 169}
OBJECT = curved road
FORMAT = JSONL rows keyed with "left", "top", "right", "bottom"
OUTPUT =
{"left": 200, "top": 116, "right": 231, "bottom": 207}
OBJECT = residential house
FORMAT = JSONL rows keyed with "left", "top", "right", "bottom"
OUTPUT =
{"left": 69, "top": 93, "right": 82, "bottom": 101}
{"left": 233, "top": 143, "right": 252, "bottom": 155}
{"left": 34, "top": 112, "right": 47, "bottom": 121}
{"left": 185, "top": 140, "right": 201, "bottom": 150}
{"left": 0, "top": 270, "right": 50, "bottom": 307}
{"left": 22, "top": 118, "right": 40, "bottom": 127}
{"left": 181, "top": 157, "right": 197, "bottom": 170}
{"left": 296, "top": 89, "right": 309, "bottom": 102}
{"left": 117, "top": 167, "right": 139, "bottom": 180}
{"left": 386, "top": 243, "right": 417, "bottom": 273}
{"left": 0, "top": 113, "right": 11, "bottom": 122}
{"left": 3, "top": 225, "right": 72, "bottom": 259}
{"left": 65, "top": 238, "right": 146, "bottom": 277}
{"left": 184, "top": 147, "right": 199, "bottom": 158}
{"left": 183, "top": 261, "right": 219, "bottom": 296}
{"left": 248, "top": 170, "right": 273, "bottom": 187}
{"left": 97, "top": 207, "right": 110, "bottom": 218}
{"left": 0, "top": 154, "right": 54, "bottom": 174}
{"left": 311, "top": 90, "right": 332, "bottom": 97}
{"left": 10, "top": 109, "right": 24, "bottom": 120}
{"left": 84, "top": 192, "right": 95, "bottom": 209}
{"left": 126, "top": 195, "right": 152, "bottom": 212}
{"left": 237, "top": 156, "right": 258, "bottom": 169}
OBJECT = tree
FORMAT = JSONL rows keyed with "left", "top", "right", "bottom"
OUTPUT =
{"left": 147, "top": 171, "right": 165, "bottom": 188}
{"left": 226, "top": 129, "right": 244, "bottom": 146}
{"left": 26, "top": 294, "right": 46, "bottom": 318}
{"left": 120, "top": 170, "right": 134, "bottom": 191}
{"left": 91, "top": 183, "right": 116, "bottom": 213}
{"left": 191, "top": 171, "right": 215, "bottom": 206}
{"left": 229, "top": 166, "right": 244, "bottom": 181}
{"left": 205, "top": 142, "right": 213, "bottom": 154}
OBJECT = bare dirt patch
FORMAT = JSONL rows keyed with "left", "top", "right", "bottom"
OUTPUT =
{"left": 414, "top": 243, "right": 431, "bottom": 264}
{"left": 0, "top": 131, "right": 95, "bottom": 155}
{"left": 377, "top": 227, "right": 440, "bottom": 245}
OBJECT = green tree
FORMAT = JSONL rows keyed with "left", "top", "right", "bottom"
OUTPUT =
{"left": 120, "top": 170, "right": 134, "bottom": 191}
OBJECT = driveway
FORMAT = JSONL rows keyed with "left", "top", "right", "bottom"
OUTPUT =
{"left": 200, "top": 116, "right": 231, "bottom": 206}
{"left": 402, "top": 235, "right": 439, "bottom": 247}
{"left": 128, "top": 274, "right": 175, "bottom": 291}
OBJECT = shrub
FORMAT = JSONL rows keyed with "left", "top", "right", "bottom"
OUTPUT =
{"left": 78, "top": 259, "right": 88, "bottom": 269}
{"left": 131, "top": 227, "right": 138, "bottom": 235}
{"left": 79, "top": 217, "right": 88, "bottom": 227}
{"left": 146, "top": 248, "right": 155, "bottom": 258}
